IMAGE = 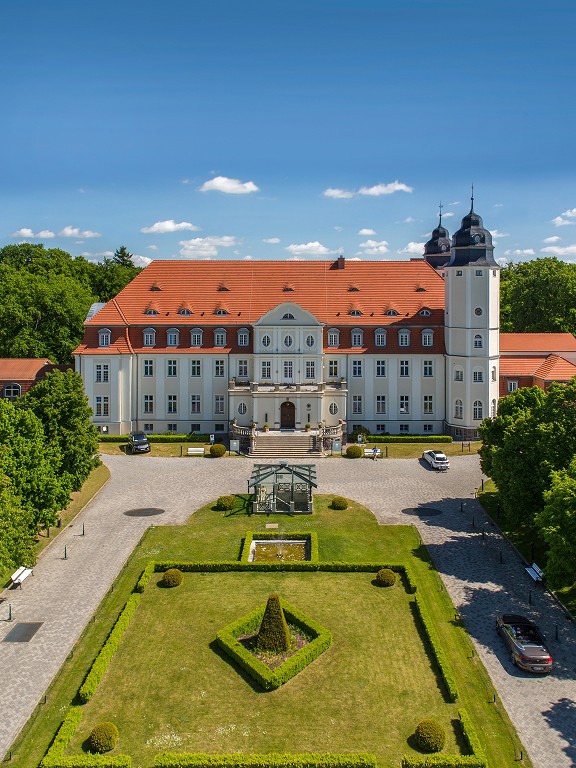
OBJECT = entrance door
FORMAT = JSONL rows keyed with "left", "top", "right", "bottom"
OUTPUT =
{"left": 280, "top": 401, "right": 296, "bottom": 429}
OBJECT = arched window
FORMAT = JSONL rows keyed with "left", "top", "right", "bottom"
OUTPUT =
{"left": 491, "top": 399, "right": 497, "bottom": 417}
{"left": 491, "top": 366, "right": 497, "bottom": 382}
{"left": 145, "top": 308, "right": 159, "bottom": 316}
{"left": 3, "top": 383, "right": 21, "bottom": 401}
{"left": 421, "top": 329, "right": 433, "bottom": 347}
{"left": 238, "top": 402, "right": 247, "bottom": 415}
{"left": 454, "top": 368, "right": 463, "bottom": 382}
{"left": 328, "top": 328, "right": 340, "bottom": 347}
{"left": 385, "top": 309, "right": 399, "bottom": 317}
{"left": 351, "top": 328, "right": 363, "bottom": 347}
{"left": 473, "top": 400, "right": 483, "bottom": 420}
{"left": 215, "top": 308, "right": 229, "bottom": 316}
{"left": 238, "top": 328, "right": 249, "bottom": 347}
{"left": 143, "top": 327, "right": 156, "bottom": 347}
{"left": 419, "top": 308, "right": 431, "bottom": 317}
{"left": 178, "top": 307, "right": 192, "bottom": 316}
{"left": 166, "top": 328, "right": 179, "bottom": 347}
{"left": 190, "top": 328, "right": 203, "bottom": 347}
{"left": 374, "top": 328, "right": 387, "bottom": 347}
{"left": 398, "top": 328, "right": 410, "bottom": 347}
{"left": 98, "top": 328, "right": 111, "bottom": 347}
{"left": 282, "top": 312, "right": 295, "bottom": 320}
{"left": 214, "top": 328, "right": 226, "bottom": 347}
{"left": 329, "top": 402, "right": 338, "bottom": 415}
{"left": 349, "top": 309, "right": 363, "bottom": 316}
{"left": 473, "top": 334, "right": 483, "bottom": 349}
{"left": 454, "top": 399, "right": 463, "bottom": 419}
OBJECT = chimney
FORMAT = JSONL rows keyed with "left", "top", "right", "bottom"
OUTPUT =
{"left": 337, "top": 255, "right": 345, "bottom": 270}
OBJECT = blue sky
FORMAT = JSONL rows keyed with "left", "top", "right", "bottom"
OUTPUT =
{"left": 1, "top": 0, "right": 575, "bottom": 265}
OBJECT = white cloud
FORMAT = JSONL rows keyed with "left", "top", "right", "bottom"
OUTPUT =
{"left": 11, "top": 228, "right": 35, "bottom": 238}
{"left": 147, "top": 244, "right": 159, "bottom": 251}
{"left": 10, "top": 227, "right": 55, "bottom": 238}
{"left": 442, "top": 211, "right": 455, "bottom": 218}
{"left": 263, "top": 237, "right": 280, "bottom": 244}
{"left": 178, "top": 235, "right": 239, "bottom": 258}
{"left": 36, "top": 229, "right": 55, "bottom": 238}
{"left": 131, "top": 254, "right": 152, "bottom": 267}
{"left": 448, "top": 201, "right": 460, "bottom": 206}
{"left": 199, "top": 175, "right": 259, "bottom": 195}
{"left": 323, "top": 187, "right": 354, "bottom": 199}
{"left": 493, "top": 203, "right": 504, "bottom": 208}
{"left": 140, "top": 219, "right": 200, "bottom": 234}
{"left": 80, "top": 251, "right": 114, "bottom": 259}
{"left": 287, "top": 255, "right": 303, "bottom": 261}
{"left": 181, "top": 178, "right": 191, "bottom": 185}
{"left": 552, "top": 216, "right": 575, "bottom": 227}
{"left": 334, "top": 226, "right": 344, "bottom": 232}
{"left": 243, "top": 255, "right": 253, "bottom": 260}
{"left": 356, "top": 239, "right": 390, "bottom": 256}
{"left": 398, "top": 216, "right": 416, "bottom": 224}
{"left": 358, "top": 181, "right": 413, "bottom": 196}
{"left": 561, "top": 208, "right": 576, "bottom": 218}
{"left": 496, "top": 257, "right": 509, "bottom": 267}
{"left": 285, "top": 241, "right": 335, "bottom": 256}
{"left": 397, "top": 241, "right": 425, "bottom": 255}
{"left": 358, "top": 228, "right": 376, "bottom": 235}
{"left": 542, "top": 236, "right": 561, "bottom": 243}
{"left": 541, "top": 244, "right": 576, "bottom": 257}
{"left": 59, "top": 225, "right": 101, "bottom": 238}
{"left": 503, "top": 249, "right": 535, "bottom": 257}
{"left": 490, "top": 230, "right": 509, "bottom": 239}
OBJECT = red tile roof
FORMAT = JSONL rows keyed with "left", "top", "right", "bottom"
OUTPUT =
{"left": 534, "top": 355, "right": 576, "bottom": 381}
{"left": 0, "top": 358, "right": 53, "bottom": 379}
{"left": 499, "top": 355, "right": 576, "bottom": 381}
{"left": 500, "top": 333, "right": 576, "bottom": 353}
{"left": 499, "top": 357, "right": 549, "bottom": 376}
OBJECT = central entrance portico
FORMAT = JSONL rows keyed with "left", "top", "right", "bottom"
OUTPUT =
{"left": 280, "top": 401, "right": 296, "bottom": 429}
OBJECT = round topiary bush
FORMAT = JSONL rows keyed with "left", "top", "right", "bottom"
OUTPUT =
{"left": 215, "top": 495, "right": 236, "bottom": 511}
{"left": 414, "top": 719, "right": 446, "bottom": 753}
{"left": 161, "top": 568, "right": 183, "bottom": 588}
{"left": 375, "top": 568, "right": 397, "bottom": 587}
{"left": 88, "top": 722, "right": 119, "bottom": 753}
{"left": 346, "top": 444, "right": 363, "bottom": 459}
{"left": 210, "top": 443, "right": 227, "bottom": 458}
{"left": 331, "top": 496, "right": 348, "bottom": 510}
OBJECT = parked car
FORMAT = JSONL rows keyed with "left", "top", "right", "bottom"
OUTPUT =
{"left": 128, "top": 431, "right": 151, "bottom": 453}
{"left": 422, "top": 450, "right": 450, "bottom": 471}
{"left": 496, "top": 614, "right": 553, "bottom": 674}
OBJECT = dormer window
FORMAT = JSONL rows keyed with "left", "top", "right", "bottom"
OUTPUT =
{"left": 3, "top": 383, "right": 21, "bottom": 401}
{"left": 98, "top": 328, "right": 111, "bottom": 347}
{"left": 145, "top": 308, "right": 159, "bottom": 316}
{"left": 238, "top": 328, "right": 249, "bottom": 347}
{"left": 215, "top": 309, "right": 229, "bottom": 316}
{"left": 167, "top": 328, "right": 180, "bottom": 347}
{"left": 150, "top": 283, "right": 161, "bottom": 291}
{"left": 214, "top": 328, "right": 227, "bottom": 347}
{"left": 348, "top": 285, "right": 360, "bottom": 292}
{"left": 421, "top": 329, "right": 433, "bottom": 347}
{"left": 374, "top": 328, "right": 387, "bottom": 347}
{"left": 398, "top": 328, "right": 410, "bottom": 347}
{"left": 217, "top": 283, "right": 230, "bottom": 292}
{"left": 385, "top": 309, "right": 399, "bottom": 317}
{"left": 351, "top": 328, "right": 363, "bottom": 347}
{"left": 328, "top": 328, "right": 340, "bottom": 347}
{"left": 282, "top": 284, "right": 294, "bottom": 292}
{"left": 282, "top": 312, "right": 295, "bottom": 320}
{"left": 349, "top": 309, "right": 363, "bottom": 316}
{"left": 419, "top": 308, "right": 431, "bottom": 317}
{"left": 178, "top": 307, "right": 192, "bottom": 316}
{"left": 143, "top": 327, "right": 156, "bottom": 347}
{"left": 190, "top": 328, "right": 203, "bottom": 347}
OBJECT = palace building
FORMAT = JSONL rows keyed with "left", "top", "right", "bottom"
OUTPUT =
{"left": 73, "top": 204, "right": 576, "bottom": 443}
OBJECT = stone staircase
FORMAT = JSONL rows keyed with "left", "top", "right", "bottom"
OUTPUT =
{"left": 249, "top": 431, "right": 319, "bottom": 459}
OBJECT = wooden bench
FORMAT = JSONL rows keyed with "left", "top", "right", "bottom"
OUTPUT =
{"left": 525, "top": 562, "right": 544, "bottom": 583}
{"left": 11, "top": 566, "right": 33, "bottom": 588}
{"left": 186, "top": 447, "right": 205, "bottom": 456}
{"left": 363, "top": 448, "right": 382, "bottom": 459}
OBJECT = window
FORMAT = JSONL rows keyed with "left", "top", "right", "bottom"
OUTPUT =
{"left": 474, "top": 307, "right": 483, "bottom": 316}
{"left": 473, "top": 369, "right": 484, "bottom": 383}
{"left": 349, "top": 309, "right": 362, "bottom": 316}
{"left": 214, "top": 359, "right": 225, "bottom": 377}
{"left": 282, "top": 312, "right": 295, "bottom": 320}
{"left": 473, "top": 400, "right": 483, "bottom": 420}
{"left": 400, "top": 360, "right": 409, "bottom": 377}
{"left": 352, "top": 395, "right": 363, "bottom": 414}
{"left": 351, "top": 329, "right": 363, "bottom": 347}
{"left": 237, "top": 359, "right": 248, "bottom": 378}
{"left": 283, "top": 334, "right": 293, "bottom": 348}
{"left": 423, "top": 395, "right": 433, "bottom": 414}
{"left": 376, "top": 424, "right": 386, "bottom": 432}
{"left": 491, "top": 366, "right": 497, "bottom": 381}
{"left": 508, "top": 380, "right": 518, "bottom": 393}
{"left": 385, "top": 309, "right": 399, "bottom": 316}
{"left": 167, "top": 359, "right": 177, "bottom": 377}
{"left": 167, "top": 394, "right": 178, "bottom": 414}
{"left": 191, "top": 395, "right": 201, "bottom": 413}
{"left": 423, "top": 360, "right": 433, "bottom": 378}
{"left": 145, "top": 308, "right": 159, "bottom": 316}
{"left": 144, "top": 394, "right": 154, "bottom": 414}
{"left": 238, "top": 329, "right": 249, "bottom": 347}
{"left": 98, "top": 328, "right": 111, "bottom": 347}
{"left": 376, "top": 360, "right": 386, "bottom": 377}
{"left": 167, "top": 328, "right": 179, "bottom": 347}
{"left": 143, "top": 359, "right": 154, "bottom": 377}
{"left": 261, "top": 361, "right": 271, "bottom": 379}
{"left": 214, "top": 395, "right": 225, "bottom": 414}
{"left": 421, "top": 330, "right": 433, "bottom": 347}
{"left": 329, "top": 402, "right": 338, "bottom": 415}
{"left": 305, "top": 334, "right": 315, "bottom": 348}
{"left": 328, "top": 329, "right": 340, "bottom": 347}
{"left": 419, "top": 309, "right": 431, "bottom": 317}
{"left": 190, "top": 359, "right": 201, "bottom": 377}
{"left": 398, "top": 329, "right": 410, "bottom": 347}
{"left": 454, "top": 399, "right": 463, "bottom": 419}
{"left": 190, "top": 328, "right": 203, "bottom": 347}
{"left": 190, "top": 423, "right": 200, "bottom": 432}
{"left": 475, "top": 269, "right": 483, "bottom": 277}
{"left": 328, "top": 359, "right": 339, "bottom": 377}
{"left": 399, "top": 424, "right": 409, "bottom": 433}
{"left": 454, "top": 368, "right": 463, "bottom": 382}
{"left": 215, "top": 423, "right": 225, "bottom": 432}
{"left": 262, "top": 334, "right": 271, "bottom": 348}
{"left": 352, "top": 360, "right": 362, "bottom": 377}
{"left": 214, "top": 329, "right": 226, "bottom": 347}
{"left": 95, "top": 364, "right": 109, "bottom": 383}
{"left": 399, "top": 395, "right": 410, "bottom": 414}
{"left": 167, "top": 423, "right": 177, "bottom": 432}
{"left": 215, "top": 309, "right": 229, "bottom": 316}
{"left": 374, "top": 329, "right": 387, "bottom": 347}
{"left": 305, "top": 361, "right": 315, "bottom": 379}
{"left": 473, "top": 334, "right": 483, "bottom": 349}
{"left": 95, "top": 396, "right": 109, "bottom": 417}
{"left": 376, "top": 395, "right": 386, "bottom": 414}
{"left": 423, "top": 424, "right": 433, "bottom": 433}
{"left": 283, "top": 361, "right": 293, "bottom": 379}
{"left": 3, "top": 383, "right": 21, "bottom": 401}
{"left": 238, "top": 402, "right": 247, "bottom": 415}
{"left": 178, "top": 308, "right": 192, "bottom": 316}
{"left": 143, "top": 328, "right": 156, "bottom": 347}
{"left": 456, "top": 270, "right": 463, "bottom": 276}
{"left": 144, "top": 423, "right": 154, "bottom": 432}
{"left": 491, "top": 399, "right": 497, "bottom": 417}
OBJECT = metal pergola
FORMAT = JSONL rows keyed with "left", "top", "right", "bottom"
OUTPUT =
{"left": 248, "top": 462, "right": 317, "bottom": 515}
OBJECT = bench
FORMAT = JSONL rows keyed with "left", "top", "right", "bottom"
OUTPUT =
{"left": 186, "top": 447, "right": 205, "bottom": 456}
{"left": 525, "top": 562, "right": 544, "bottom": 583}
{"left": 11, "top": 566, "right": 33, "bottom": 588}
{"left": 363, "top": 448, "right": 382, "bottom": 459}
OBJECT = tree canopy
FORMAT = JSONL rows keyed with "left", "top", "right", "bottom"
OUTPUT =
{"left": 536, "top": 459, "right": 576, "bottom": 588}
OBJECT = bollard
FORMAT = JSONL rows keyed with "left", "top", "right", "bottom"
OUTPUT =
{"left": 492, "top": 694, "right": 496, "bottom": 703}
{"left": 64, "top": 545, "right": 67, "bottom": 560}
{"left": 8, "top": 604, "right": 12, "bottom": 622}
{"left": 82, "top": 523, "right": 85, "bottom": 537}
{"left": 481, "top": 478, "right": 484, "bottom": 492}
{"left": 385, "top": 446, "right": 388, "bottom": 458}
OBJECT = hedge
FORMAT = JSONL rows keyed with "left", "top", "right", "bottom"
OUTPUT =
{"left": 216, "top": 598, "right": 332, "bottom": 690}
{"left": 457, "top": 709, "right": 487, "bottom": 765}
{"left": 152, "top": 560, "right": 410, "bottom": 579}
{"left": 240, "top": 531, "right": 319, "bottom": 563}
{"left": 401, "top": 709, "right": 487, "bottom": 768}
{"left": 367, "top": 435, "right": 453, "bottom": 444}
{"left": 41, "top": 706, "right": 131, "bottom": 768}
{"left": 98, "top": 434, "right": 209, "bottom": 444}
{"left": 135, "top": 561, "right": 155, "bottom": 593}
{"left": 155, "top": 754, "right": 377, "bottom": 768}
{"left": 413, "top": 596, "right": 458, "bottom": 703}
{"left": 78, "top": 594, "right": 141, "bottom": 703}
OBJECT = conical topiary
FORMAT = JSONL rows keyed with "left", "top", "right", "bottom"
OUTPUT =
{"left": 256, "top": 594, "right": 291, "bottom": 652}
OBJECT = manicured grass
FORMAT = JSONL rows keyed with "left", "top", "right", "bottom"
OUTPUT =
{"left": 9, "top": 495, "right": 531, "bottom": 768}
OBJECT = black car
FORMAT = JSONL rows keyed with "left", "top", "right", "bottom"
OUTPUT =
{"left": 496, "top": 614, "right": 553, "bottom": 674}
{"left": 128, "top": 431, "right": 151, "bottom": 453}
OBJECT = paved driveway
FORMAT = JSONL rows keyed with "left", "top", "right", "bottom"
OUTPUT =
{"left": 1, "top": 453, "right": 575, "bottom": 767}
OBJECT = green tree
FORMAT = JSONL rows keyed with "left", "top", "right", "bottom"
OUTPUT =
{"left": 256, "top": 594, "right": 291, "bottom": 652}
{"left": 536, "top": 459, "right": 576, "bottom": 588}
{"left": 0, "top": 473, "right": 35, "bottom": 573}
{"left": 113, "top": 245, "right": 135, "bottom": 268}
{"left": 18, "top": 369, "right": 99, "bottom": 492}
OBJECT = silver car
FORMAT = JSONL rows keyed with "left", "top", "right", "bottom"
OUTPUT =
{"left": 496, "top": 614, "right": 553, "bottom": 674}
{"left": 422, "top": 450, "right": 450, "bottom": 471}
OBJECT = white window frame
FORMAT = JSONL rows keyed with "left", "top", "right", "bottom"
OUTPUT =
{"left": 238, "top": 328, "right": 249, "bottom": 347}
{"left": 423, "top": 395, "right": 433, "bottom": 415}
{"left": 455, "top": 399, "right": 463, "bottom": 419}
{"left": 3, "top": 383, "right": 21, "bottom": 401}
{"left": 473, "top": 369, "right": 484, "bottom": 383}
{"left": 95, "top": 395, "right": 109, "bottom": 417}
{"left": 237, "top": 359, "right": 248, "bottom": 378}
{"left": 214, "top": 328, "right": 226, "bottom": 347}
{"left": 352, "top": 360, "right": 362, "bottom": 377}
{"left": 214, "top": 395, "right": 225, "bottom": 415}
{"left": 399, "top": 395, "right": 410, "bottom": 414}
{"left": 376, "top": 360, "right": 386, "bottom": 377}
{"left": 329, "top": 402, "right": 338, "bottom": 415}
{"left": 305, "top": 360, "right": 315, "bottom": 379}
{"left": 143, "top": 327, "right": 156, "bottom": 347}
{"left": 352, "top": 395, "right": 363, "bottom": 414}
{"left": 473, "top": 400, "right": 483, "bottom": 420}
{"left": 454, "top": 368, "right": 463, "bottom": 382}
{"left": 95, "top": 364, "right": 109, "bottom": 383}
{"left": 508, "top": 380, "right": 518, "bottom": 393}
{"left": 328, "top": 328, "right": 340, "bottom": 347}
{"left": 167, "top": 359, "right": 177, "bottom": 377}
{"left": 400, "top": 360, "right": 410, "bottom": 377}
{"left": 261, "top": 361, "right": 271, "bottom": 379}
{"left": 351, "top": 328, "right": 363, "bottom": 347}
{"left": 167, "top": 394, "right": 178, "bottom": 414}
{"left": 166, "top": 328, "right": 179, "bottom": 347}
{"left": 144, "top": 394, "right": 154, "bottom": 414}
{"left": 376, "top": 395, "right": 386, "bottom": 414}
{"left": 190, "top": 328, "right": 203, "bottom": 347}
{"left": 190, "top": 395, "right": 201, "bottom": 414}
{"left": 143, "top": 359, "right": 154, "bottom": 377}
{"left": 474, "top": 334, "right": 483, "bottom": 349}
{"left": 214, "top": 359, "right": 225, "bottom": 377}
{"left": 374, "top": 328, "right": 387, "bottom": 347}
{"left": 190, "top": 359, "right": 201, "bottom": 377}
{"left": 423, "top": 360, "right": 433, "bottom": 378}
{"left": 421, "top": 329, "right": 433, "bottom": 347}
{"left": 398, "top": 329, "right": 410, "bottom": 347}
{"left": 98, "top": 328, "right": 111, "bottom": 347}
{"left": 328, "top": 359, "right": 339, "bottom": 377}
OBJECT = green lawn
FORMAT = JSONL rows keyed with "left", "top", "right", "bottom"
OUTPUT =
{"left": 9, "top": 495, "right": 531, "bottom": 768}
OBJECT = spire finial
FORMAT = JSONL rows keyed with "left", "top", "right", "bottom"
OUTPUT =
{"left": 470, "top": 183, "right": 474, "bottom": 211}
{"left": 438, "top": 200, "right": 443, "bottom": 225}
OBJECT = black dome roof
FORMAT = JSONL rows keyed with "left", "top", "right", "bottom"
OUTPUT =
{"left": 424, "top": 217, "right": 451, "bottom": 256}
{"left": 446, "top": 195, "right": 497, "bottom": 268}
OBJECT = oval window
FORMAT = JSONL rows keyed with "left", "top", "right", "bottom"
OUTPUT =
{"left": 284, "top": 335, "right": 293, "bottom": 348}
{"left": 262, "top": 334, "right": 271, "bottom": 348}
{"left": 474, "top": 307, "right": 483, "bottom": 316}
{"left": 306, "top": 335, "right": 314, "bottom": 348}
{"left": 238, "top": 403, "right": 247, "bottom": 415}
{"left": 329, "top": 402, "right": 338, "bottom": 415}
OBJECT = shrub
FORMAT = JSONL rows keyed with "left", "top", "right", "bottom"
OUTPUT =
{"left": 215, "top": 495, "right": 236, "bottom": 511}
{"left": 346, "top": 445, "right": 363, "bottom": 459}
{"left": 256, "top": 594, "right": 291, "bottom": 652}
{"left": 161, "top": 568, "right": 183, "bottom": 588}
{"left": 376, "top": 568, "right": 397, "bottom": 587}
{"left": 331, "top": 496, "right": 348, "bottom": 510}
{"left": 89, "top": 722, "right": 119, "bottom": 753}
{"left": 210, "top": 443, "right": 227, "bottom": 458}
{"left": 348, "top": 425, "right": 371, "bottom": 443}
{"left": 414, "top": 719, "right": 446, "bottom": 753}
